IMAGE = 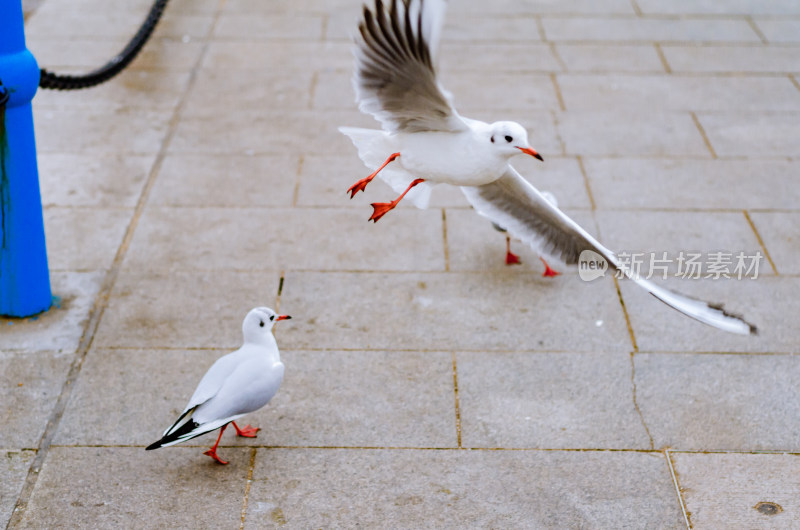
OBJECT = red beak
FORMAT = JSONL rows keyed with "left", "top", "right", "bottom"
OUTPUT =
{"left": 517, "top": 146, "right": 544, "bottom": 161}
{"left": 275, "top": 315, "right": 291, "bottom": 321}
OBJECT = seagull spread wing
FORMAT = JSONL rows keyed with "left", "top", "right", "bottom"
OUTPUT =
{"left": 353, "top": 0, "right": 467, "bottom": 133}
{"left": 461, "top": 166, "right": 757, "bottom": 336}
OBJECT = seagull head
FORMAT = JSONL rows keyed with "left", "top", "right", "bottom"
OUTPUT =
{"left": 242, "top": 306, "right": 291, "bottom": 342}
{"left": 489, "top": 121, "right": 543, "bottom": 162}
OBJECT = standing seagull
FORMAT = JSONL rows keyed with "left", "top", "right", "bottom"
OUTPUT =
{"left": 146, "top": 307, "right": 290, "bottom": 464}
{"left": 340, "top": 0, "right": 756, "bottom": 335}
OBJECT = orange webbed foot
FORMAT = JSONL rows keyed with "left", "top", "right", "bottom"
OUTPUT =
{"left": 232, "top": 422, "right": 260, "bottom": 438}
{"left": 540, "top": 257, "right": 561, "bottom": 277}
{"left": 203, "top": 448, "right": 229, "bottom": 465}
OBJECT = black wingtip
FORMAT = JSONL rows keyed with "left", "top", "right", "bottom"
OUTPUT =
{"left": 145, "top": 440, "right": 162, "bottom": 451}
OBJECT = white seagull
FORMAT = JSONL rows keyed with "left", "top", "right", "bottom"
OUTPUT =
{"left": 146, "top": 307, "right": 290, "bottom": 464}
{"left": 339, "top": 0, "right": 756, "bottom": 335}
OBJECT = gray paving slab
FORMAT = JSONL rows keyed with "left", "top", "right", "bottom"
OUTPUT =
{"left": 37, "top": 153, "right": 153, "bottom": 208}
{"left": 558, "top": 111, "right": 710, "bottom": 157}
{"left": 43, "top": 207, "right": 131, "bottom": 271}
{"left": 202, "top": 41, "right": 352, "bottom": 71}
{"left": 558, "top": 74, "right": 800, "bottom": 111}
{"left": 279, "top": 271, "right": 632, "bottom": 352}
{"left": 594, "top": 210, "right": 763, "bottom": 276}
{"left": 213, "top": 13, "right": 325, "bottom": 40}
{"left": 672, "top": 453, "right": 800, "bottom": 529}
{"left": 619, "top": 276, "right": 797, "bottom": 353}
{"left": 584, "top": 158, "right": 800, "bottom": 211}
{"left": 0, "top": 271, "right": 103, "bottom": 353}
{"left": 753, "top": 19, "right": 800, "bottom": 43}
{"left": 555, "top": 44, "right": 665, "bottom": 73}
{"left": 183, "top": 69, "right": 314, "bottom": 118}
{"left": 457, "top": 351, "right": 650, "bottom": 449}
{"left": 245, "top": 448, "right": 684, "bottom": 529}
{"left": 441, "top": 72, "right": 562, "bottom": 113}
{"left": 16, "top": 446, "right": 251, "bottom": 529}
{"left": 439, "top": 42, "right": 560, "bottom": 73}
{"left": 33, "top": 107, "right": 172, "bottom": 155}
{"left": 636, "top": 353, "right": 800, "bottom": 451}
{"left": 25, "top": 11, "right": 213, "bottom": 41}
{"left": 439, "top": 41, "right": 561, "bottom": 75}
{"left": 697, "top": 112, "right": 800, "bottom": 158}
{"left": 453, "top": 0, "right": 637, "bottom": 15}
{"left": 93, "top": 270, "right": 282, "bottom": 349}
{"left": 265, "top": 350, "right": 457, "bottom": 447}
{"left": 35, "top": 0, "right": 218, "bottom": 14}
{"left": 29, "top": 37, "right": 204, "bottom": 72}
{"left": 637, "top": 0, "right": 800, "bottom": 15}
{"left": 56, "top": 348, "right": 457, "bottom": 449}
{"left": 541, "top": 17, "right": 760, "bottom": 43}
{"left": 662, "top": 45, "right": 800, "bottom": 73}
{"left": 0, "top": 450, "right": 35, "bottom": 528}
{"left": 168, "top": 109, "right": 374, "bottom": 156}
{"left": 749, "top": 212, "right": 800, "bottom": 275}
{"left": 124, "top": 206, "right": 446, "bottom": 272}
{"left": 148, "top": 154, "right": 298, "bottom": 207}
{"left": 446, "top": 208, "right": 596, "bottom": 273}
{"left": 443, "top": 16, "right": 543, "bottom": 42}
{"left": 0, "top": 351, "right": 72, "bottom": 448}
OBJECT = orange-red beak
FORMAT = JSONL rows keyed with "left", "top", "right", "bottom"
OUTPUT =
{"left": 517, "top": 146, "right": 543, "bottom": 161}
{"left": 275, "top": 315, "right": 291, "bottom": 321}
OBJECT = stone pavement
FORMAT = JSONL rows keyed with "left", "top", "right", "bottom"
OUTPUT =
{"left": 3, "top": 0, "right": 800, "bottom": 527}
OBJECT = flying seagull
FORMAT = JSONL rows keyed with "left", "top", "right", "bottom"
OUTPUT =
{"left": 339, "top": 0, "right": 756, "bottom": 335}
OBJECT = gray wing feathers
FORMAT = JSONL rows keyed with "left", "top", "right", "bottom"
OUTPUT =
{"left": 461, "top": 167, "right": 757, "bottom": 335}
{"left": 354, "top": 0, "right": 465, "bottom": 133}
{"left": 460, "top": 167, "right": 603, "bottom": 266}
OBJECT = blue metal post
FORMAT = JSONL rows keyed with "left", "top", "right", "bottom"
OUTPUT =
{"left": 0, "top": 0, "right": 52, "bottom": 317}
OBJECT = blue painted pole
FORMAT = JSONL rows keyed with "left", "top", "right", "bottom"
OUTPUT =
{"left": 0, "top": 0, "right": 52, "bottom": 317}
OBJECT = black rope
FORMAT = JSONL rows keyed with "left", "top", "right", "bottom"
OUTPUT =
{"left": 39, "top": 0, "right": 169, "bottom": 90}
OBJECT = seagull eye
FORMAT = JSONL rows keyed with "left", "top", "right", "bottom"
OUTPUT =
{"left": 269, "top": 315, "right": 275, "bottom": 321}
{"left": 490, "top": 135, "right": 495, "bottom": 143}
{"left": 504, "top": 135, "right": 513, "bottom": 143}
{"left": 259, "top": 320, "right": 264, "bottom": 327}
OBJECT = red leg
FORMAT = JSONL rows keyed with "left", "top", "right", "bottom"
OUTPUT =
{"left": 540, "top": 257, "right": 560, "bottom": 277}
{"left": 348, "top": 152, "right": 400, "bottom": 198}
{"left": 203, "top": 424, "right": 229, "bottom": 464}
{"left": 505, "top": 235, "right": 521, "bottom": 265}
{"left": 231, "top": 421, "right": 259, "bottom": 438}
{"left": 369, "top": 178, "right": 425, "bottom": 223}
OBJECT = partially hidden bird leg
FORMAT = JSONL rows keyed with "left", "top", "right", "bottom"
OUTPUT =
{"left": 505, "top": 235, "right": 521, "bottom": 265}
{"left": 540, "top": 257, "right": 560, "bottom": 277}
{"left": 347, "top": 152, "right": 401, "bottom": 198}
{"left": 369, "top": 178, "right": 425, "bottom": 222}
{"left": 203, "top": 424, "right": 229, "bottom": 465}
{"left": 231, "top": 421, "right": 259, "bottom": 438}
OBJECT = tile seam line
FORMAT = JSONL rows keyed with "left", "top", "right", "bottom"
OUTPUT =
{"left": 5, "top": 4, "right": 225, "bottom": 527}
{"left": 629, "top": 352, "right": 654, "bottom": 450}
{"left": 39, "top": 444, "right": 800, "bottom": 454}
{"left": 12, "top": 346, "right": 797, "bottom": 356}
{"left": 239, "top": 447, "right": 257, "bottom": 530}
{"left": 743, "top": 210, "right": 779, "bottom": 275}
{"left": 665, "top": 450, "right": 692, "bottom": 529}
